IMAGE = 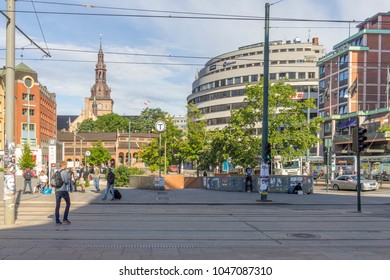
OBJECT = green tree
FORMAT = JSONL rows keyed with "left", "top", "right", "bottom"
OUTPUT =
{"left": 227, "top": 80, "right": 323, "bottom": 164}
{"left": 88, "top": 141, "right": 112, "bottom": 166}
{"left": 139, "top": 112, "right": 183, "bottom": 173}
{"left": 17, "top": 144, "right": 36, "bottom": 170}
{"left": 77, "top": 118, "right": 97, "bottom": 132}
{"left": 95, "top": 113, "right": 129, "bottom": 132}
{"left": 131, "top": 107, "right": 166, "bottom": 133}
{"left": 205, "top": 79, "right": 323, "bottom": 170}
{"left": 179, "top": 104, "right": 208, "bottom": 172}
{"left": 140, "top": 138, "right": 160, "bottom": 172}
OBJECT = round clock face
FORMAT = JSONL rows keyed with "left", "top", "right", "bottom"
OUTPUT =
{"left": 97, "top": 103, "right": 103, "bottom": 109}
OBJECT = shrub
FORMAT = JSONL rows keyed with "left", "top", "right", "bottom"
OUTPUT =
{"left": 113, "top": 165, "right": 145, "bottom": 187}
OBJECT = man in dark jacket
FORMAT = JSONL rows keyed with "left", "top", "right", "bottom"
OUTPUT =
{"left": 22, "top": 167, "right": 33, "bottom": 194}
{"left": 55, "top": 161, "right": 71, "bottom": 225}
{"left": 102, "top": 168, "right": 115, "bottom": 201}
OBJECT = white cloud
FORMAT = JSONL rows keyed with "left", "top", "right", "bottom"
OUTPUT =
{"left": 1, "top": 0, "right": 390, "bottom": 117}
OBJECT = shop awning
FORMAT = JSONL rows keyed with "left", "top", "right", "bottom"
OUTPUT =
{"left": 346, "top": 118, "right": 356, "bottom": 127}
{"left": 337, "top": 120, "right": 348, "bottom": 130}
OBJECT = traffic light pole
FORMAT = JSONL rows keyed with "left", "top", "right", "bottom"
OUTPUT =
{"left": 356, "top": 118, "right": 362, "bottom": 212}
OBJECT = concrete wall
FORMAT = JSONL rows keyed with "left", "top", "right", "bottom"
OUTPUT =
{"left": 203, "top": 175, "right": 313, "bottom": 193}
{"left": 128, "top": 175, "right": 313, "bottom": 193}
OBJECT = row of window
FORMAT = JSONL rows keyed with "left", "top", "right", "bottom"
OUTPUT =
{"left": 190, "top": 89, "right": 246, "bottom": 104}
{"left": 210, "top": 46, "right": 317, "bottom": 66}
{"left": 319, "top": 105, "right": 349, "bottom": 118}
{"left": 319, "top": 86, "right": 349, "bottom": 105}
{"left": 193, "top": 72, "right": 316, "bottom": 94}
{"left": 193, "top": 75, "right": 259, "bottom": 93}
{"left": 199, "top": 102, "right": 247, "bottom": 115}
{"left": 320, "top": 54, "right": 350, "bottom": 74}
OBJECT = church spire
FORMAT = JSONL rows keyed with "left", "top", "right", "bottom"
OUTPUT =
{"left": 96, "top": 34, "right": 106, "bottom": 84}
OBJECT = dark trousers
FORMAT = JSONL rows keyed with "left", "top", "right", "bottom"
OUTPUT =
{"left": 55, "top": 191, "right": 71, "bottom": 221}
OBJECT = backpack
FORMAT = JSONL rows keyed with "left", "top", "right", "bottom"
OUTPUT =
{"left": 50, "top": 170, "right": 64, "bottom": 188}
{"left": 24, "top": 170, "right": 32, "bottom": 181}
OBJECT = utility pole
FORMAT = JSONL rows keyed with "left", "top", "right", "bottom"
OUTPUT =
{"left": 3, "top": 0, "right": 16, "bottom": 225}
{"left": 259, "top": 2, "right": 271, "bottom": 202}
{"left": 305, "top": 86, "right": 311, "bottom": 174}
{"left": 128, "top": 122, "right": 131, "bottom": 166}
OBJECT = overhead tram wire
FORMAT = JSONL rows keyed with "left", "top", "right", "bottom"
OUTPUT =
{"left": 30, "top": 0, "right": 51, "bottom": 57}
{"left": 1, "top": 9, "right": 363, "bottom": 24}
{"left": 16, "top": 0, "right": 261, "bottom": 19}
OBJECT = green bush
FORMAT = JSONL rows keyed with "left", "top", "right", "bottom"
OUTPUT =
{"left": 113, "top": 165, "right": 145, "bottom": 187}
{"left": 0, "top": 168, "right": 4, "bottom": 172}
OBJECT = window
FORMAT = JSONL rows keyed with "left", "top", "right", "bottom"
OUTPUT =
{"left": 235, "top": 77, "right": 241, "bottom": 84}
{"left": 288, "top": 72, "right": 296, "bottom": 80}
{"left": 339, "top": 70, "right": 348, "bottom": 81}
{"left": 270, "top": 73, "right": 277, "bottom": 80}
{"left": 308, "top": 72, "right": 315, "bottom": 79}
{"left": 22, "top": 94, "right": 35, "bottom": 101}
{"left": 22, "top": 109, "right": 35, "bottom": 116}
{"left": 251, "top": 75, "right": 258, "bottom": 82}
{"left": 227, "top": 78, "right": 233, "bottom": 85}
{"left": 339, "top": 87, "right": 349, "bottom": 99}
{"left": 221, "top": 79, "right": 226, "bottom": 86}
{"left": 279, "top": 73, "right": 287, "bottom": 79}
{"left": 320, "top": 66, "right": 326, "bottom": 74}
{"left": 340, "top": 54, "right": 349, "bottom": 64}
{"left": 243, "top": 76, "right": 249, "bottom": 83}
{"left": 298, "top": 72, "right": 306, "bottom": 79}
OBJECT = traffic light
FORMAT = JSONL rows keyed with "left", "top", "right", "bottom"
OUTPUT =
{"left": 265, "top": 142, "right": 271, "bottom": 163}
{"left": 323, "top": 150, "right": 328, "bottom": 165}
{"left": 353, "top": 126, "right": 367, "bottom": 153}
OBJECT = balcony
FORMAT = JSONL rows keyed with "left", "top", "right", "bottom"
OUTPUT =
{"left": 333, "top": 131, "right": 390, "bottom": 144}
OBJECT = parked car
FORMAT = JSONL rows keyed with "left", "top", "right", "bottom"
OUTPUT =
{"left": 331, "top": 175, "right": 379, "bottom": 191}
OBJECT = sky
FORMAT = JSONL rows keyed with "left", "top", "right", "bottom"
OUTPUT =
{"left": 1, "top": 0, "right": 390, "bottom": 117}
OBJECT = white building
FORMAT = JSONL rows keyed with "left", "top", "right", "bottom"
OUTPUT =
{"left": 188, "top": 38, "right": 325, "bottom": 131}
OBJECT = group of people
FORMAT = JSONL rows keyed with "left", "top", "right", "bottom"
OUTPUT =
{"left": 22, "top": 162, "right": 116, "bottom": 225}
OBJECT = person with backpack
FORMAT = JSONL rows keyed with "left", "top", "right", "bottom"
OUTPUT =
{"left": 54, "top": 161, "right": 71, "bottom": 225}
{"left": 22, "top": 167, "right": 33, "bottom": 194}
{"left": 101, "top": 167, "right": 115, "bottom": 201}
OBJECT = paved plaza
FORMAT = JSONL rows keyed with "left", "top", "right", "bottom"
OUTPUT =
{"left": 1, "top": 175, "right": 390, "bottom": 260}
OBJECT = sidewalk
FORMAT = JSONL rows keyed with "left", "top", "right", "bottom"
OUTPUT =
{"left": 1, "top": 175, "right": 390, "bottom": 260}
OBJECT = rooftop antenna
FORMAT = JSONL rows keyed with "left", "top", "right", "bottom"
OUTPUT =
{"left": 307, "top": 29, "right": 311, "bottom": 42}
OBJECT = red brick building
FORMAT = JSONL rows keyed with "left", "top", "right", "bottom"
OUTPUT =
{"left": 1, "top": 63, "right": 57, "bottom": 168}
{"left": 318, "top": 12, "right": 390, "bottom": 155}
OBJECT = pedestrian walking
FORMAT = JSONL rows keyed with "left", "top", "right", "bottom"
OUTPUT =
{"left": 68, "top": 168, "right": 76, "bottom": 192}
{"left": 102, "top": 168, "right": 115, "bottom": 201}
{"left": 22, "top": 167, "right": 33, "bottom": 194}
{"left": 78, "top": 164, "right": 87, "bottom": 193}
{"left": 92, "top": 164, "right": 101, "bottom": 192}
{"left": 55, "top": 161, "right": 71, "bottom": 225}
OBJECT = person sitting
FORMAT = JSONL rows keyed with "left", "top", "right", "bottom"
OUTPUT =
{"left": 293, "top": 182, "right": 303, "bottom": 194}
{"left": 34, "top": 171, "right": 48, "bottom": 193}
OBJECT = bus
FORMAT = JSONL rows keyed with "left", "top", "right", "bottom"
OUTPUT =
{"left": 274, "top": 156, "right": 325, "bottom": 176}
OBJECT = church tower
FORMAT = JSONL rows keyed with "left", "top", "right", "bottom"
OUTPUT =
{"left": 68, "top": 37, "right": 114, "bottom": 132}
{"left": 84, "top": 36, "right": 114, "bottom": 117}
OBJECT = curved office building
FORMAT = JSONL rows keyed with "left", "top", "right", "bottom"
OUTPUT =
{"left": 188, "top": 38, "right": 325, "bottom": 130}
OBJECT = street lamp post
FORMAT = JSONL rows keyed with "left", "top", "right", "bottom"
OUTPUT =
{"left": 23, "top": 75, "right": 34, "bottom": 146}
{"left": 128, "top": 122, "right": 131, "bottom": 166}
{"left": 3, "top": 0, "right": 16, "bottom": 225}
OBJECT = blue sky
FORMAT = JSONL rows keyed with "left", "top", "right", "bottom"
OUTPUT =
{"left": 1, "top": 0, "right": 390, "bottom": 117}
